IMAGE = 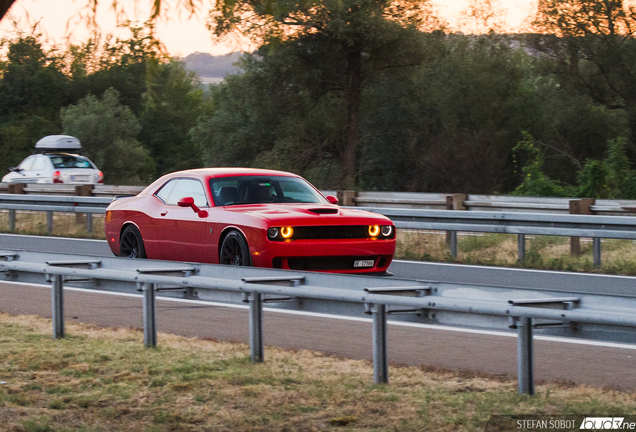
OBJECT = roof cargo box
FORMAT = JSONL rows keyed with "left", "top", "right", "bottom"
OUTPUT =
{"left": 35, "top": 135, "right": 81, "bottom": 152}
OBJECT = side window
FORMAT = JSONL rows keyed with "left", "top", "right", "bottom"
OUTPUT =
{"left": 18, "top": 157, "right": 35, "bottom": 171}
{"left": 31, "top": 156, "right": 47, "bottom": 171}
{"left": 168, "top": 179, "right": 208, "bottom": 207}
{"left": 155, "top": 178, "right": 208, "bottom": 207}
{"left": 155, "top": 179, "right": 178, "bottom": 204}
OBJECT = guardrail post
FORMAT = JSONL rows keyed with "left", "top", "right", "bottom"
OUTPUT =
{"left": 249, "top": 292, "right": 264, "bottom": 363}
{"left": 517, "top": 234, "right": 526, "bottom": 264}
{"left": 75, "top": 185, "right": 94, "bottom": 226}
{"left": 569, "top": 199, "right": 594, "bottom": 256}
{"left": 7, "top": 183, "right": 25, "bottom": 232}
{"left": 372, "top": 304, "right": 389, "bottom": 384}
{"left": 517, "top": 317, "right": 534, "bottom": 395}
{"left": 142, "top": 283, "right": 157, "bottom": 347}
{"left": 8, "top": 183, "right": 25, "bottom": 194}
{"left": 52, "top": 274, "right": 65, "bottom": 339}
{"left": 449, "top": 231, "right": 458, "bottom": 258}
{"left": 46, "top": 211, "right": 53, "bottom": 233}
{"left": 9, "top": 209, "right": 16, "bottom": 232}
{"left": 86, "top": 213, "right": 93, "bottom": 234}
{"left": 593, "top": 238, "right": 602, "bottom": 267}
{"left": 337, "top": 190, "right": 357, "bottom": 206}
{"left": 445, "top": 194, "right": 466, "bottom": 258}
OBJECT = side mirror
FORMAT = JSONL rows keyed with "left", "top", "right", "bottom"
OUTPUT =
{"left": 326, "top": 195, "right": 338, "bottom": 205}
{"left": 178, "top": 197, "right": 208, "bottom": 218}
{"left": 8, "top": 167, "right": 20, "bottom": 173}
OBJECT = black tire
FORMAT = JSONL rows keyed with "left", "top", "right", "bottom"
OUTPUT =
{"left": 219, "top": 231, "right": 251, "bottom": 266}
{"left": 119, "top": 225, "right": 147, "bottom": 259}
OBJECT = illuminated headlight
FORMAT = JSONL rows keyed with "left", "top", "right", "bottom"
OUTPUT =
{"left": 381, "top": 225, "right": 393, "bottom": 237}
{"left": 368, "top": 225, "right": 380, "bottom": 237}
{"left": 268, "top": 226, "right": 294, "bottom": 240}
{"left": 281, "top": 226, "right": 294, "bottom": 239}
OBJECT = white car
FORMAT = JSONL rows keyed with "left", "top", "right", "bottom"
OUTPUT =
{"left": 2, "top": 135, "right": 103, "bottom": 184}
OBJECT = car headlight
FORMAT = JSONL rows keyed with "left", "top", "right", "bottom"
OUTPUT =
{"left": 381, "top": 225, "right": 393, "bottom": 237}
{"left": 368, "top": 225, "right": 380, "bottom": 237}
{"left": 281, "top": 226, "right": 294, "bottom": 239}
{"left": 267, "top": 227, "right": 279, "bottom": 239}
{"left": 268, "top": 226, "right": 294, "bottom": 240}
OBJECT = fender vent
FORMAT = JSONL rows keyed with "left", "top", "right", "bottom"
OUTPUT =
{"left": 308, "top": 208, "right": 339, "bottom": 214}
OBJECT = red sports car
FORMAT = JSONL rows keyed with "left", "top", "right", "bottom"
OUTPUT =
{"left": 104, "top": 168, "right": 396, "bottom": 274}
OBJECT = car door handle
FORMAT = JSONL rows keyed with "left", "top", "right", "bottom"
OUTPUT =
{"left": 161, "top": 211, "right": 168, "bottom": 216}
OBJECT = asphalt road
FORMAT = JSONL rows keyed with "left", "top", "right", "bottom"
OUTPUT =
{"left": 1, "top": 234, "right": 636, "bottom": 389}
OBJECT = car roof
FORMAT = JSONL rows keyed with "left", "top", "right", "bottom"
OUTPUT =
{"left": 141, "top": 168, "right": 302, "bottom": 195}
{"left": 165, "top": 168, "right": 300, "bottom": 179}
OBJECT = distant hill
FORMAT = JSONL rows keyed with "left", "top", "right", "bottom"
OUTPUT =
{"left": 181, "top": 52, "right": 243, "bottom": 79}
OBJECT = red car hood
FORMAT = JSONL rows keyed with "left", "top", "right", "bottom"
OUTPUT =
{"left": 222, "top": 203, "right": 392, "bottom": 225}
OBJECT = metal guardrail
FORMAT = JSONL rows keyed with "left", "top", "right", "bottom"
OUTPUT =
{"left": 358, "top": 207, "right": 636, "bottom": 266}
{"left": 2, "top": 250, "right": 636, "bottom": 395}
{"left": 0, "top": 194, "right": 113, "bottom": 233}
{"left": 350, "top": 192, "right": 636, "bottom": 216}
{"left": 1, "top": 193, "right": 635, "bottom": 265}
{"left": 0, "top": 182, "right": 145, "bottom": 197}
{"left": 4, "top": 183, "right": 636, "bottom": 214}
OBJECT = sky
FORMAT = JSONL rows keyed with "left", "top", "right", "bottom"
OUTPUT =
{"left": 0, "top": 0, "right": 536, "bottom": 57}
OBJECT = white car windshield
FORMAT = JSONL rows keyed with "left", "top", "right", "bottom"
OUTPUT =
{"left": 48, "top": 154, "right": 95, "bottom": 169}
{"left": 210, "top": 176, "right": 328, "bottom": 206}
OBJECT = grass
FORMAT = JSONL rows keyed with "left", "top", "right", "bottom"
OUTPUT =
{"left": 0, "top": 211, "right": 105, "bottom": 239}
{"left": 1, "top": 312, "right": 635, "bottom": 432}
{"left": 3, "top": 210, "right": 636, "bottom": 275}
{"left": 395, "top": 230, "right": 636, "bottom": 276}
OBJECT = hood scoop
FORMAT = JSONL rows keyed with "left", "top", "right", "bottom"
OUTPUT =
{"left": 307, "top": 208, "right": 339, "bottom": 215}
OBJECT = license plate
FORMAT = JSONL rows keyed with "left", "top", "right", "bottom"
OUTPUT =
{"left": 71, "top": 175, "right": 89, "bottom": 182}
{"left": 354, "top": 259, "right": 375, "bottom": 268}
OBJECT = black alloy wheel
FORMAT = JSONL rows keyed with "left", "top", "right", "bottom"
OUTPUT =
{"left": 220, "top": 231, "right": 251, "bottom": 266}
{"left": 119, "top": 225, "right": 147, "bottom": 258}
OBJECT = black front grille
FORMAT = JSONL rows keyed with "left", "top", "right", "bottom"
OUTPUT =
{"left": 287, "top": 256, "right": 377, "bottom": 271}
{"left": 291, "top": 225, "right": 370, "bottom": 240}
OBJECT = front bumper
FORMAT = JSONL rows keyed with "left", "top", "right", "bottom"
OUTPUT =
{"left": 250, "top": 238, "right": 396, "bottom": 274}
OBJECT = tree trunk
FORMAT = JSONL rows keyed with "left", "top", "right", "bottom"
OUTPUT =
{"left": 341, "top": 44, "right": 362, "bottom": 189}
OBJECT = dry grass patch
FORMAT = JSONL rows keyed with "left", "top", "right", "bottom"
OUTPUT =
{"left": 0, "top": 210, "right": 105, "bottom": 239}
{"left": 396, "top": 230, "right": 636, "bottom": 275}
{"left": 1, "top": 312, "right": 635, "bottom": 432}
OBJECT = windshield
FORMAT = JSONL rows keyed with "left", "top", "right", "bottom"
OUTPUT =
{"left": 47, "top": 154, "right": 95, "bottom": 169}
{"left": 210, "top": 175, "right": 328, "bottom": 206}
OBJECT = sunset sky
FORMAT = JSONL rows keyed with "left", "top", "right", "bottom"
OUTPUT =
{"left": 0, "top": 0, "right": 536, "bottom": 56}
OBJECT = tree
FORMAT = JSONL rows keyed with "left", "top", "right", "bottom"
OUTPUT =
{"left": 0, "top": 34, "right": 71, "bottom": 121}
{"left": 61, "top": 88, "right": 154, "bottom": 184}
{"left": 0, "top": 0, "right": 201, "bottom": 26}
{"left": 139, "top": 60, "right": 204, "bottom": 176}
{"left": 190, "top": 48, "right": 347, "bottom": 188}
{"left": 207, "top": 0, "right": 437, "bottom": 187}
{"left": 0, "top": 31, "right": 72, "bottom": 169}
{"left": 530, "top": 0, "right": 636, "bottom": 139}
{"left": 360, "top": 33, "right": 543, "bottom": 193}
